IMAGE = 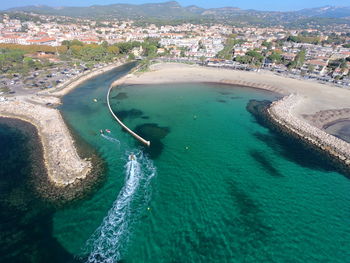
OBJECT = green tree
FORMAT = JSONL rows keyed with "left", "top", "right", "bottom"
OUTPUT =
{"left": 308, "top": 64, "right": 315, "bottom": 73}
{"left": 23, "top": 57, "right": 35, "bottom": 68}
{"left": 262, "top": 41, "right": 272, "bottom": 49}
{"left": 267, "top": 51, "right": 282, "bottom": 64}
{"left": 101, "top": 41, "right": 108, "bottom": 48}
{"left": 293, "top": 49, "right": 306, "bottom": 68}
{"left": 107, "top": 45, "right": 120, "bottom": 55}
{"left": 245, "top": 50, "right": 264, "bottom": 65}
{"left": 217, "top": 38, "right": 244, "bottom": 60}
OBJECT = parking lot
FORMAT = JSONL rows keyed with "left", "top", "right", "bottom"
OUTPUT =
{"left": 0, "top": 63, "right": 101, "bottom": 96}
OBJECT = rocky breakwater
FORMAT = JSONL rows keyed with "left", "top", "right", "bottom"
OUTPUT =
{"left": 0, "top": 96, "right": 92, "bottom": 186}
{"left": 267, "top": 94, "right": 350, "bottom": 174}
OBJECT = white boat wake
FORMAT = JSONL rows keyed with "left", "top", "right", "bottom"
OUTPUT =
{"left": 86, "top": 151, "right": 156, "bottom": 263}
{"left": 101, "top": 134, "right": 120, "bottom": 146}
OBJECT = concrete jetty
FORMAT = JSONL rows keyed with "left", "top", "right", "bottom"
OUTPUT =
{"left": 106, "top": 80, "right": 150, "bottom": 147}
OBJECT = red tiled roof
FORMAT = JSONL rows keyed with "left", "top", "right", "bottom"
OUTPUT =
{"left": 27, "top": 38, "right": 56, "bottom": 43}
{"left": 306, "top": 60, "right": 328, "bottom": 67}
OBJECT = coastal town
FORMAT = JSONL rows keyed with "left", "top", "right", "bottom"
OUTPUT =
{"left": 1, "top": 8, "right": 350, "bottom": 183}
{"left": 1, "top": 11, "right": 350, "bottom": 97}
{"left": 1, "top": 1, "right": 350, "bottom": 263}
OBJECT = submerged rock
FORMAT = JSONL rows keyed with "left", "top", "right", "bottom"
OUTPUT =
{"left": 114, "top": 109, "right": 144, "bottom": 121}
{"left": 111, "top": 92, "right": 128, "bottom": 100}
{"left": 247, "top": 99, "right": 350, "bottom": 178}
{"left": 134, "top": 123, "right": 170, "bottom": 159}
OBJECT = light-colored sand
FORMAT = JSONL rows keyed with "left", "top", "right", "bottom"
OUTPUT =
{"left": 123, "top": 63, "right": 350, "bottom": 120}
{"left": 120, "top": 62, "right": 350, "bottom": 165}
{"left": 0, "top": 61, "right": 125, "bottom": 186}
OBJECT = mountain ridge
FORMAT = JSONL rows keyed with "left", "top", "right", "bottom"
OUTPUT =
{"left": 3, "top": 1, "right": 350, "bottom": 26}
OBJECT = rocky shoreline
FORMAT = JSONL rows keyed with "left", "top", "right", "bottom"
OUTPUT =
{"left": 267, "top": 94, "right": 350, "bottom": 175}
{"left": 0, "top": 61, "right": 125, "bottom": 201}
{"left": 0, "top": 117, "right": 106, "bottom": 204}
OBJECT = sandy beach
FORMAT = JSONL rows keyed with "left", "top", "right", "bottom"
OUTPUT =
{"left": 0, "top": 61, "right": 125, "bottom": 187}
{"left": 120, "top": 62, "right": 350, "bottom": 167}
{"left": 123, "top": 63, "right": 350, "bottom": 117}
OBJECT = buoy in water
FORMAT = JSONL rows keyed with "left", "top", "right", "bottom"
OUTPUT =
{"left": 147, "top": 207, "right": 151, "bottom": 211}
{"left": 185, "top": 146, "right": 189, "bottom": 150}
{"left": 93, "top": 98, "right": 98, "bottom": 102}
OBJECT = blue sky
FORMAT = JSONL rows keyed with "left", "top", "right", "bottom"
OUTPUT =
{"left": 0, "top": 0, "right": 348, "bottom": 11}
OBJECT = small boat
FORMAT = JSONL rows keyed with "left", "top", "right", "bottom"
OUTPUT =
{"left": 100, "top": 129, "right": 104, "bottom": 134}
{"left": 93, "top": 98, "right": 98, "bottom": 102}
{"left": 105, "top": 129, "right": 111, "bottom": 133}
{"left": 129, "top": 154, "right": 136, "bottom": 161}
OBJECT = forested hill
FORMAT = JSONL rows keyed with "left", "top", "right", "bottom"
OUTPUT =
{"left": 4, "top": 1, "right": 350, "bottom": 26}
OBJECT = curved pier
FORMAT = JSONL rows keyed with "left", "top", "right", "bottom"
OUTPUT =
{"left": 107, "top": 83, "right": 151, "bottom": 147}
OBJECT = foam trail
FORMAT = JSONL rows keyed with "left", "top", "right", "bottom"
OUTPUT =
{"left": 101, "top": 134, "right": 120, "bottom": 146}
{"left": 86, "top": 151, "right": 156, "bottom": 263}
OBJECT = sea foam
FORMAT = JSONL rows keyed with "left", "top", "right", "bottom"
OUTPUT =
{"left": 86, "top": 151, "right": 156, "bottom": 263}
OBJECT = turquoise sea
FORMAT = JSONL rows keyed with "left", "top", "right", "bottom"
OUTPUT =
{"left": 1, "top": 64, "right": 350, "bottom": 262}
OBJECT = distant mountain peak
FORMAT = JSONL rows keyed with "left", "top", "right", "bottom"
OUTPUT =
{"left": 297, "top": 5, "right": 350, "bottom": 18}
{"left": 3, "top": 2, "right": 350, "bottom": 25}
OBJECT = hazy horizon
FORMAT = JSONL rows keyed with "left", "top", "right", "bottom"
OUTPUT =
{"left": 0, "top": 0, "right": 349, "bottom": 12}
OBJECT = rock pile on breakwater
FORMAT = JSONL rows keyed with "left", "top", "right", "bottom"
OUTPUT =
{"left": 267, "top": 94, "right": 350, "bottom": 174}
{"left": 0, "top": 97, "right": 92, "bottom": 186}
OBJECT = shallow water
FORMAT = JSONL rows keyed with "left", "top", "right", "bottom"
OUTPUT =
{"left": 56, "top": 71, "right": 350, "bottom": 262}
{"left": 0, "top": 119, "right": 79, "bottom": 263}
{"left": 1, "top": 64, "right": 350, "bottom": 262}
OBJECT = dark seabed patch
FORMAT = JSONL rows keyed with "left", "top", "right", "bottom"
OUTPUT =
{"left": 111, "top": 92, "right": 128, "bottom": 100}
{"left": 219, "top": 91, "right": 233, "bottom": 95}
{"left": 88, "top": 130, "right": 98, "bottom": 136}
{"left": 231, "top": 96, "right": 243, "bottom": 100}
{"left": 141, "top": 116, "right": 150, "bottom": 119}
{"left": 0, "top": 120, "right": 80, "bottom": 263}
{"left": 114, "top": 109, "right": 144, "bottom": 121}
{"left": 134, "top": 123, "right": 170, "bottom": 159}
{"left": 247, "top": 99, "right": 342, "bottom": 175}
{"left": 217, "top": 99, "right": 227, "bottom": 103}
{"left": 167, "top": 223, "right": 228, "bottom": 262}
{"left": 253, "top": 131, "right": 339, "bottom": 174}
{"left": 249, "top": 150, "right": 283, "bottom": 177}
{"left": 223, "top": 178, "right": 274, "bottom": 259}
